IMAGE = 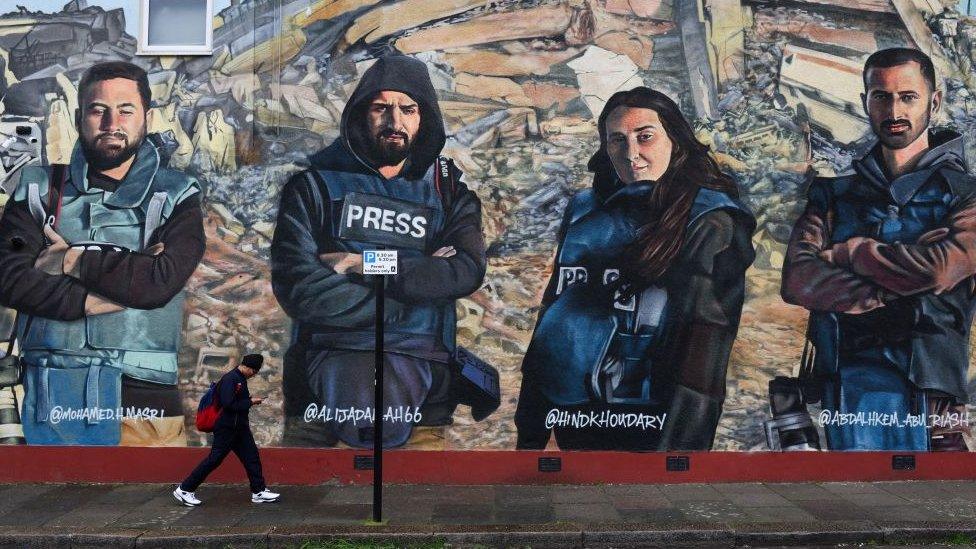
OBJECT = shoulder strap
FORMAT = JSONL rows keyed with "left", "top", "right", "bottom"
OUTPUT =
{"left": 634, "top": 286, "right": 668, "bottom": 330}
{"left": 27, "top": 164, "right": 67, "bottom": 228}
{"left": 143, "top": 192, "right": 168, "bottom": 249}
{"left": 8, "top": 165, "right": 67, "bottom": 358}
{"left": 48, "top": 164, "right": 67, "bottom": 229}
{"left": 434, "top": 156, "right": 457, "bottom": 210}
{"left": 938, "top": 167, "right": 976, "bottom": 199}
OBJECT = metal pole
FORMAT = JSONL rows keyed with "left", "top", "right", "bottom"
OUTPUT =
{"left": 372, "top": 274, "right": 384, "bottom": 523}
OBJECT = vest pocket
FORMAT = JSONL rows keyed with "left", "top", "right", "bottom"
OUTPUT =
{"left": 20, "top": 316, "right": 87, "bottom": 352}
{"left": 88, "top": 204, "right": 143, "bottom": 250}
{"left": 21, "top": 359, "right": 123, "bottom": 445}
{"left": 86, "top": 293, "right": 185, "bottom": 353}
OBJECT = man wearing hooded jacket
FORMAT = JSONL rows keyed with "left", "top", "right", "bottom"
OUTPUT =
{"left": 271, "top": 55, "right": 487, "bottom": 448}
{"left": 782, "top": 48, "right": 976, "bottom": 451}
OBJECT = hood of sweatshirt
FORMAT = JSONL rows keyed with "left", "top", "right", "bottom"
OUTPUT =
{"left": 309, "top": 55, "right": 445, "bottom": 180}
{"left": 854, "top": 129, "right": 968, "bottom": 206}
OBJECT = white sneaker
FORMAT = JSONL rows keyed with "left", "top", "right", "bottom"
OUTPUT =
{"left": 173, "top": 487, "right": 202, "bottom": 507}
{"left": 251, "top": 489, "right": 280, "bottom": 503}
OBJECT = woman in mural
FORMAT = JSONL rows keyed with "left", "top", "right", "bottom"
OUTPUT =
{"left": 515, "top": 87, "right": 756, "bottom": 451}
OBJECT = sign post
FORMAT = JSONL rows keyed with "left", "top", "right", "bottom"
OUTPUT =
{"left": 362, "top": 250, "right": 397, "bottom": 523}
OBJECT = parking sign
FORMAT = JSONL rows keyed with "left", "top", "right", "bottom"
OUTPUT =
{"left": 362, "top": 250, "right": 398, "bottom": 275}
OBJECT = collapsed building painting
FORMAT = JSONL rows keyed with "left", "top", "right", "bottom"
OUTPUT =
{"left": 0, "top": 0, "right": 974, "bottom": 451}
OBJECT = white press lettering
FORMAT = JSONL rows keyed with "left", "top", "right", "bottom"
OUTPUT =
{"left": 346, "top": 204, "right": 364, "bottom": 227}
{"left": 363, "top": 207, "right": 382, "bottom": 229}
{"left": 410, "top": 216, "right": 427, "bottom": 238}
{"left": 380, "top": 209, "right": 396, "bottom": 232}
{"left": 395, "top": 212, "right": 411, "bottom": 234}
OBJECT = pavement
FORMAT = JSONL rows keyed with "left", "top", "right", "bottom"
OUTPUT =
{"left": 0, "top": 481, "right": 976, "bottom": 547}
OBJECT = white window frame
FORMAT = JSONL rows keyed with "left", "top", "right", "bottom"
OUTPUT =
{"left": 137, "top": 0, "right": 214, "bottom": 56}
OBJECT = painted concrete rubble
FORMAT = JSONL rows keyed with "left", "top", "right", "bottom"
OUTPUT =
{"left": 0, "top": 0, "right": 974, "bottom": 449}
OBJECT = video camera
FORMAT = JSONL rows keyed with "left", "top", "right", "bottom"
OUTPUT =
{"left": 0, "top": 117, "right": 42, "bottom": 193}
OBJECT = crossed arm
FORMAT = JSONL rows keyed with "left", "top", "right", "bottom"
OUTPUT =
{"left": 781, "top": 194, "right": 976, "bottom": 313}
{"left": 271, "top": 172, "right": 487, "bottom": 328}
{"left": 0, "top": 196, "right": 205, "bottom": 319}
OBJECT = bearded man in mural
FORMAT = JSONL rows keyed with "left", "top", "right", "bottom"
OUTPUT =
{"left": 271, "top": 55, "right": 487, "bottom": 449}
{"left": 0, "top": 61, "right": 205, "bottom": 446}
{"left": 782, "top": 48, "right": 976, "bottom": 451}
{"left": 515, "top": 87, "right": 756, "bottom": 451}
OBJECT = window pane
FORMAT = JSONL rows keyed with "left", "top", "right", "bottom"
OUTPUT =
{"left": 147, "top": 0, "right": 207, "bottom": 46}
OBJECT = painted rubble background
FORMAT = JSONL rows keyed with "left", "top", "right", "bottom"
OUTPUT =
{"left": 1, "top": 0, "right": 975, "bottom": 449}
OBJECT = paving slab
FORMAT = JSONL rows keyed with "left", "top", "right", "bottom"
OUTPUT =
{"left": 431, "top": 503, "right": 493, "bottom": 524}
{"left": 553, "top": 502, "right": 621, "bottom": 523}
{"left": 731, "top": 520, "right": 881, "bottom": 546}
{"left": 658, "top": 483, "right": 729, "bottom": 502}
{"left": 0, "top": 481, "right": 970, "bottom": 547}
{"left": 582, "top": 521, "right": 734, "bottom": 549}
{"left": 0, "top": 484, "right": 101, "bottom": 527}
{"left": 68, "top": 529, "right": 144, "bottom": 549}
{"left": 134, "top": 526, "right": 271, "bottom": 549}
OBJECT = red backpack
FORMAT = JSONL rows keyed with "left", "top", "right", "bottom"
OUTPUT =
{"left": 195, "top": 378, "right": 240, "bottom": 432}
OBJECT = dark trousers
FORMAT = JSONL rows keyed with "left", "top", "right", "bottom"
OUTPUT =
{"left": 181, "top": 424, "right": 266, "bottom": 493}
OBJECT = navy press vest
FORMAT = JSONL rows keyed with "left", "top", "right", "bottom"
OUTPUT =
{"left": 310, "top": 162, "right": 456, "bottom": 352}
{"left": 524, "top": 183, "right": 750, "bottom": 406}
{"left": 13, "top": 143, "right": 198, "bottom": 385}
{"left": 807, "top": 167, "right": 976, "bottom": 401}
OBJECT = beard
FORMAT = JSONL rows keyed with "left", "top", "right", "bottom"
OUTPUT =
{"left": 366, "top": 128, "right": 413, "bottom": 166}
{"left": 80, "top": 130, "right": 143, "bottom": 171}
{"left": 873, "top": 110, "right": 931, "bottom": 150}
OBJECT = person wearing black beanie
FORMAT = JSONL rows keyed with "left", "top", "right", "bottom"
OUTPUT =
{"left": 174, "top": 353, "right": 280, "bottom": 506}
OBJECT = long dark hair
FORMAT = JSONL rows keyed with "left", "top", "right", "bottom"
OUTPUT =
{"left": 587, "top": 87, "right": 739, "bottom": 289}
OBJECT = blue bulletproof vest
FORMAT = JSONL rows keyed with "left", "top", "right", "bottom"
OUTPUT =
{"left": 12, "top": 142, "right": 199, "bottom": 385}
{"left": 524, "top": 183, "right": 750, "bottom": 406}
{"left": 311, "top": 161, "right": 455, "bottom": 350}
{"left": 807, "top": 166, "right": 976, "bottom": 400}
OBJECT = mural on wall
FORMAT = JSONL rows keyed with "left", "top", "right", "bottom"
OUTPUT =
{"left": 270, "top": 55, "right": 490, "bottom": 450}
{"left": 0, "top": 0, "right": 975, "bottom": 452}
{"left": 514, "top": 86, "right": 756, "bottom": 451}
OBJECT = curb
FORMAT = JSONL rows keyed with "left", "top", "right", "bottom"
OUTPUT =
{"left": 2, "top": 523, "right": 976, "bottom": 548}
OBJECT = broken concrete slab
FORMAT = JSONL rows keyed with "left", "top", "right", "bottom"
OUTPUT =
{"left": 705, "top": 0, "right": 751, "bottom": 86}
{"left": 595, "top": 31, "right": 655, "bottom": 69}
{"left": 539, "top": 115, "right": 597, "bottom": 136}
{"left": 778, "top": 45, "right": 870, "bottom": 144}
{"left": 677, "top": 0, "right": 720, "bottom": 119}
{"left": 210, "top": 203, "right": 246, "bottom": 237}
{"left": 269, "top": 83, "right": 338, "bottom": 126}
{"left": 440, "top": 100, "right": 507, "bottom": 134}
{"left": 148, "top": 103, "right": 194, "bottom": 170}
{"left": 148, "top": 70, "right": 178, "bottom": 105}
{"left": 292, "top": 0, "right": 383, "bottom": 27}
{"left": 53, "top": 71, "right": 77, "bottom": 118}
{"left": 191, "top": 109, "right": 237, "bottom": 175}
{"left": 209, "top": 72, "right": 260, "bottom": 111}
{"left": 441, "top": 47, "right": 581, "bottom": 77}
{"left": 589, "top": 0, "right": 675, "bottom": 38}
{"left": 890, "top": 0, "right": 954, "bottom": 77}
{"left": 522, "top": 81, "right": 581, "bottom": 111}
{"left": 455, "top": 73, "right": 533, "bottom": 106}
{"left": 221, "top": 28, "right": 306, "bottom": 75}
{"left": 784, "top": 0, "right": 897, "bottom": 14}
{"left": 604, "top": 0, "right": 673, "bottom": 19}
{"left": 395, "top": 4, "right": 574, "bottom": 54}
{"left": 345, "top": 0, "right": 492, "bottom": 45}
{"left": 44, "top": 97, "right": 75, "bottom": 165}
{"left": 754, "top": 13, "right": 879, "bottom": 53}
{"left": 566, "top": 45, "right": 645, "bottom": 118}
{"left": 453, "top": 108, "right": 508, "bottom": 147}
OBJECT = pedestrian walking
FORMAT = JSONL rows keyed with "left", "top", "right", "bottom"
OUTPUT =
{"left": 174, "top": 354, "right": 280, "bottom": 506}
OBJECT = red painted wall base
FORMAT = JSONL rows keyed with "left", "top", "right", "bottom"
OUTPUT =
{"left": 2, "top": 447, "right": 976, "bottom": 484}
